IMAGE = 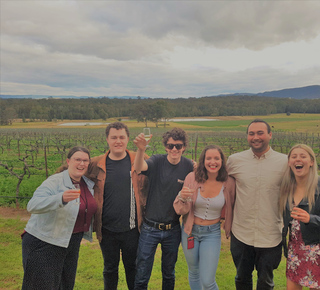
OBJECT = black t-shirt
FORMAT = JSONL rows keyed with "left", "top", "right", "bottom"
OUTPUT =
{"left": 102, "top": 153, "right": 136, "bottom": 232}
{"left": 142, "top": 154, "right": 193, "bottom": 223}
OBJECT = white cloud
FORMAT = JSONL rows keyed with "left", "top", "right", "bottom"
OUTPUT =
{"left": 1, "top": 0, "right": 320, "bottom": 98}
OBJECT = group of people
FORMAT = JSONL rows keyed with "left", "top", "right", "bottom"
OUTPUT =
{"left": 21, "top": 119, "right": 320, "bottom": 290}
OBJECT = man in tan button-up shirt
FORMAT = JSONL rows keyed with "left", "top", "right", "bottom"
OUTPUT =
{"left": 227, "top": 119, "right": 287, "bottom": 290}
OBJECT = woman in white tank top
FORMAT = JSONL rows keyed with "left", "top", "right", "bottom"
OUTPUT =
{"left": 174, "top": 145, "right": 235, "bottom": 290}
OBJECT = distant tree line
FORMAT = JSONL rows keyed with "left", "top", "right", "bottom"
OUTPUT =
{"left": 1, "top": 95, "right": 320, "bottom": 125}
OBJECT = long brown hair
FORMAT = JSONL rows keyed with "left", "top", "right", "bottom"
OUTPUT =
{"left": 195, "top": 145, "right": 228, "bottom": 183}
{"left": 279, "top": 144, "right": 318, "bottom": 212}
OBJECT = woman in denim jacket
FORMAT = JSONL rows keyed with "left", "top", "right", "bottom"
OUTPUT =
{"left": 22, "top": 146, "right": 97, "bottom": 290}
{"left": 280, "top": 144, "right": 320, "bottom": 290}
{"left": 174, "top": 145, "right": 235, "bottom": 290}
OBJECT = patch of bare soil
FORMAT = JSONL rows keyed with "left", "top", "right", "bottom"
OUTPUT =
{"left": 0, "top": 207, "right": 31, "bottom": 221}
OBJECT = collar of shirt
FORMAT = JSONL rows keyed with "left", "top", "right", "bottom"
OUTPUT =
{"left": 250, "top": 147, "right": 273, "bottom": 160}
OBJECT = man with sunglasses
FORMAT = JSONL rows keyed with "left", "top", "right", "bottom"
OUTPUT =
{"left": 133, "top": 128, "right": 194, "bottom": 290}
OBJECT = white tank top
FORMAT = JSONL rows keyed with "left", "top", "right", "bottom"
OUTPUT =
{"left": 194, "top": 186, "right": 225, "bottom": 220}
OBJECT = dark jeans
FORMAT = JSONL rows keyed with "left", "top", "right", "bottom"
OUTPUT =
{"left": 100, "top": 228, "right": 139, "bottom": 290}
{"left": 134, "top": 222, "right": 181, "bottom": 290}
{"left": 230, "top": 232, "right": 282, "bottom": 290}
{"left": 22, "top": 231, "right": 83, "bottom": 290}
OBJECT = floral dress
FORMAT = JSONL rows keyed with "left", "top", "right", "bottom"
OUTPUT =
{"left": 287, "top": 218, "right": 320, "bottom": 288}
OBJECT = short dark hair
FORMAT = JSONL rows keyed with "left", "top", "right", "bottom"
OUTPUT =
{"left": 162, "top": 127, "right": 188, "bottom": 148}
{"left": 105, "top": 122, "right": 130, "bottom": 138}
{"left": 67, "top": 146, "right": 90, "bottom": 159}
{"left": 195, "top": 145, "right": 228, "bottom": 183}
{"left": 246, "top": 119, "right": 271, "bottom": 134}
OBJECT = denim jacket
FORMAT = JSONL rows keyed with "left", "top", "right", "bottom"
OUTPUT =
{"left": 25, "top": 170, "right": 95, "bottom": 248}
{"left": 282, "top": 176, "right": 320, "bottom": 258}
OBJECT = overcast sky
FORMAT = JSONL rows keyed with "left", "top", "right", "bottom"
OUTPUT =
{"left": 1, "top": 1, "right": 320, "bottom": 98}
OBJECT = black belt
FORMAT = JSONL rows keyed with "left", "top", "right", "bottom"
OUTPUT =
{"left": 144, "top": 219, "right": 179, "bottom": 231}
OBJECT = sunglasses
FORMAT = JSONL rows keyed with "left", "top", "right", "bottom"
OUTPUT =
{"left": 166, "top": 143, "right": 184, "bottom": 150}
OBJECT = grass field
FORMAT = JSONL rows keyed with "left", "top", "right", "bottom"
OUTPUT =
{"left": 1, "top": 113, "right": 319, "bottom": 289}
{"left": 0, "top": 212, "right": 289, "bottom": 290}
{"left": 2, "top": 113, "right": 320, "bottom": 132}
{"left": 175, "top": 114, "right": 320, "bottom": 133}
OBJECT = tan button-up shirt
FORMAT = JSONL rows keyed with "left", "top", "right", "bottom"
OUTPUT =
{"left": 227, "top": 148, "right": 287, "bottom": 247}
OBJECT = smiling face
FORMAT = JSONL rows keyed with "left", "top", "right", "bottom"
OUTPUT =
{"left": 67, "top": 151, "right": 90, "bottom": 181}
{"left": 106, "top": 128, "right": 129, "bottom": 159}
{"left": 288, "top": 148, "right": 314, "bottom": 179}
{"left": 165, "top": 137, "right": 185, "bottom": 164}
{"left": 247, "top": 122, "right": 272, "bottom": 156}
{"left": 204, "top": 149, "right": 222, "bottom": 177}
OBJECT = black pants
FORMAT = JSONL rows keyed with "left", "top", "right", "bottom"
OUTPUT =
{"left": 230, "top": 232, "right": 282, "bottom": 290}
{"left": 100, "top": 228, "right": 139, "bottom": 290}
{"left": 22, "top": 232, "right": 83, "bottom": 290}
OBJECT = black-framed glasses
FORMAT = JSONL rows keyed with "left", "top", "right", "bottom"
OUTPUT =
{"left": 166, "top": 143, "right": 184, "bottom": 150}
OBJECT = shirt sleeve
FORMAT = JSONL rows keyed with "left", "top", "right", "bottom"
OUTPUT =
{"left": 142, "top": 154, "right": 159, "bottom": 176}
{"left": 27, "top": 177, "right": 65, "bottom": 213}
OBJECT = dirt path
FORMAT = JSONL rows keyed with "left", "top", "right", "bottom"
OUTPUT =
{"left": 0, "top": 207, "right": 30, "bottom": 221}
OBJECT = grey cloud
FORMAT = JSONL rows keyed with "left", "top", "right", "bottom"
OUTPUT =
{"left": 2, "top": 1, "right": 320, "bottom": 62}
{"left": 2, "top": 39, "right": 318, "bottom": 98}
{"left": 1, "top": 1, "right": 320, "bottom": 98}
{"left": 82, "top": 1, "right": 320, "bottom": 50}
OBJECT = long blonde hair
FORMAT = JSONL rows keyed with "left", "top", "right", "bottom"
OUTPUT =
{"left": 279, "top": 144, "right": 318, "bottom": 212}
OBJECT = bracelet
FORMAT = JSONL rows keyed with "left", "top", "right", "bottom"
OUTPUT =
{"left": 178, "top": 191, "right": 188, "bottom": 203}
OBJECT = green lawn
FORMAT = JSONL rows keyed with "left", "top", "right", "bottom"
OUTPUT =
{"left": 0, "top": 213, "right": 290, "bottom": 290}
{"left": 175, "top": 113, "right": 320, "bottom": 133}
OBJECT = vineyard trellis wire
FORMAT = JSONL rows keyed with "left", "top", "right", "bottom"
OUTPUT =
{"left": 1, "top": 129, "right": 320, "bottom": 207}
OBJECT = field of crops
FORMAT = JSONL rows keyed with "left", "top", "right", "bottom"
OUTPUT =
{"left": 1, "top": 114, "right": 320, "bottom": 290}
{"left": 1, "top": 114, "right": 320, "bottom": 207}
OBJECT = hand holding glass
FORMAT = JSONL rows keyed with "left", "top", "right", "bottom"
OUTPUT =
{"left": 143, "top": 128, "right": 151, "bottom": 147}
{"left": 74, "top": 184, "right": 81, "bottom": 205}
{"left": 181, "top": 184, "right": 194, "bottom": 202}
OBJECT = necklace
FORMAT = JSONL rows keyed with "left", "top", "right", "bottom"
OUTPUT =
{"left": 70, "top": 177, "right": 80, "bottom": 184}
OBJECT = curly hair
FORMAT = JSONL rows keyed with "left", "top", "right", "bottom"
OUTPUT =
{"left": 162, "top": 127, "right": 188, "bottom": 148}
{"left": 105, "top": 122, "right": 130, "bottom": 138}
{"left": 195, "top": 145, "right": 228, "bottom": 183}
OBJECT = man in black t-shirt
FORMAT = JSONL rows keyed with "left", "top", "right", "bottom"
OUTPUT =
{"left": 86, "top": 122, "right": 147, "bottom": 290}
{"left": 133, "top": 128, "right": 194, "bottom": 290}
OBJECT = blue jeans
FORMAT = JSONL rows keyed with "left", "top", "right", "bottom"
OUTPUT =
{"left": 181, "top": 223, "right": 221, "bottom": 290}
{"left": 134, "top": 222, "right": 181, "bottom": 290}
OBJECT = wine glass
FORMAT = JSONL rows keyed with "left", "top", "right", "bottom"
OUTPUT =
{"left": 177, "top": 180, "right": 193, "bottom": 202}
{"left": 186, "top": 184, "right": 194, "bottom": 202}
{"left": 143, "top": 128, "right": 151, "bottom": 147}
{"left": 74, "top": 184, "right": 81, "bottom": 205}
